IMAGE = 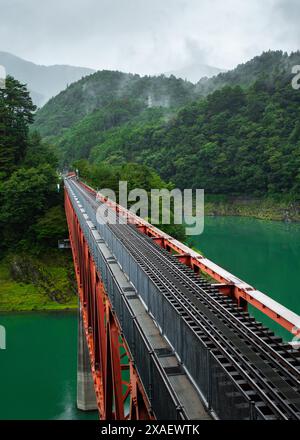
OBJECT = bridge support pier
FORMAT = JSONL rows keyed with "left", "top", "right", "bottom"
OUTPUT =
{"left": 77, "top": 307, "right": 98, "bottom": 412}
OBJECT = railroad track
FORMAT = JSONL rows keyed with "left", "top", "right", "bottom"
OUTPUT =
{"left": 69, "top": 178, "right": 300, "bottom": 420}
{"left": 109, "top": 223, "right": 300, "bottom": 419}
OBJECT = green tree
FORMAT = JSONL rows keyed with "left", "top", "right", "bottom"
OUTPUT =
{"left": 33, "top": 206, "right": 68, "bottom": 247}
{"left": 0, "top": 76, "right": 36, "bottom": 178}
{"left": 0, "top": 165, "right": 58, "bottom": 249}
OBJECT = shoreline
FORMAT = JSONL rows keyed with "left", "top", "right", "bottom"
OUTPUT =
{"left": 204, "top": 196, "right": 300, "bottom": 222}
{"left": 0, "top": 307, "right": 78, "bottom": 315}
{"left": 205, "top": 211, "right": 300, "bottom": 223}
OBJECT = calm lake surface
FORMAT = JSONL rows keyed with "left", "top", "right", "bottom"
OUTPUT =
{"left": 188, "top": 216, "right": 300, "bottom": 341}
{"left": 0, "top": 312, "right": 98, "bottom": 420}
{"left": 0, "top": 216, "right": 299, "bottom": 419}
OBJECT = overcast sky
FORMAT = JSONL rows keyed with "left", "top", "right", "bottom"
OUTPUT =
{"left": 0, "top": 0, "right": 299, "bottom": 73}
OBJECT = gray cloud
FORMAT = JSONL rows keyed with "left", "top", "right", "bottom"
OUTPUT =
{"left": 0, "top": 0, "right": 299, "bottom": 73}
{"left": 271, "top": 0, "right": 300, "bottom": 50}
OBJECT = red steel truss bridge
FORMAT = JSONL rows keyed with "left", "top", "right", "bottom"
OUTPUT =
{"left": 64, "top": 174, "right": 300, "bottom": 420}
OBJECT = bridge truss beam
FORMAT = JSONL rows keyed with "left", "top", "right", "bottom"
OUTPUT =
{"left": 65, "top": 188, "right": 153, "bottom": 420}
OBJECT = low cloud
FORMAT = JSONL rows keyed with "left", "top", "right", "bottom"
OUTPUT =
{"left": 0, "top": 0, "right": 299, "bottom": 73}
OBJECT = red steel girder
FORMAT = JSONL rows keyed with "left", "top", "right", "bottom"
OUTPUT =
{"left": 65, "top": 188, "right": 154, "bottom": 420}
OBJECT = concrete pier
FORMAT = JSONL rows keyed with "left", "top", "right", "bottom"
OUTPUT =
{"left": 77, "top": 307, "right": 98, "bottom": 411}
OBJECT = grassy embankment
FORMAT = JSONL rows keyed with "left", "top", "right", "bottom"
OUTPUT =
{"left": 0, "top": 252, "right": 77, "bottom": 312}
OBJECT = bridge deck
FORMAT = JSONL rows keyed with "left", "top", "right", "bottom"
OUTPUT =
{"left": 65, "top": 177, "right": 300, "bottom": 420}
{"left": 66, "top": 178, "right": 211, "bottom": 420}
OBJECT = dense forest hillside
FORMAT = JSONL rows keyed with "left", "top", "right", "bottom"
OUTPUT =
{"left": 34, "top": 51, "right": 300, "bottom": 196}
{"left": 54, "top": 102, "right": 166, "bottom": 165}
{"left": 91, "top": 78, "right": 300, "bottom": 195}
{"left": 195, "top": 50, "right": 300, "bottom": 96}
{"left": 33, "top": 71, "right": 195, "bottom": 137}
{"left": 0, "top": 75, "right": 62, "bottom": 251}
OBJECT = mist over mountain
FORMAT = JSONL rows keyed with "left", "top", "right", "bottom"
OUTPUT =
{"left": 195, "top": 50, "right": 300, "bottom": 95}
{"left": 164, "top": 62, "right": 224, "bottom": 83}
{"left": 33, "top": 70, "right": 195, "bottom": 138}
{"left": 34, "top": 50, "right": 300, "bottom": 140}
{"left": 0, "top": 51, "right": 95, "bottom": 107}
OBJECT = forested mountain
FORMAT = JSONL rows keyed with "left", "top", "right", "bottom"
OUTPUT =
{"left": 0, "top": 52, "right": 94, "bottom": 107}
{"left": 90, "top": 79, "right": 300, "bottom": 195}
{"left": 34, "top": 51, "right": 300, "bottom": 196}
{"left": 33, "top": 70, "right": 195, "bottom": 137}
{"left": 195, "top": 50, "right": 300, "bottom": 96}
{"left": 36, "top": 52, "right": 295, "bottom": 141}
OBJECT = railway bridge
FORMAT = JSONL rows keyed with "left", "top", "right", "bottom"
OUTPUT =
{"left": 64, "top": 175, "right": 300, "bottom": 420}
